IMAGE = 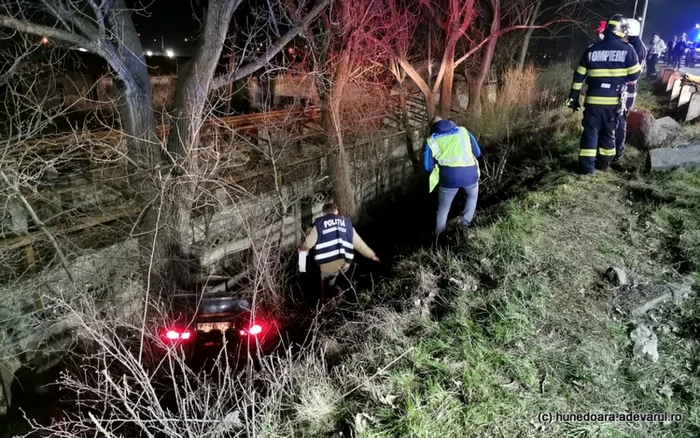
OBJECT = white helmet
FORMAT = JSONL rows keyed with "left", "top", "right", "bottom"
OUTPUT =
{"left": 627, "top": 18, "right": 641, "bottom": 37}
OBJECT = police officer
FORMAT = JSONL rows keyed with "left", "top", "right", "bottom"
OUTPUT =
{"left": 423, "top": 116, "right": 482, "bottom": 234}
{"left": 567, "top": 15, "right": 641, "bottom": 174}
{"left": 614, "top": 18, "right": 647, "bottom": 163}
{"left": 299, "top": 203, "right": 379, "bottom": 295}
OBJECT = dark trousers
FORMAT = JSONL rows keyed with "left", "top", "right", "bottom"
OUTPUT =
{"left": 579, "top": 106, "right": 617, "bottom": 174}
{"left": 614, "top": 111, "right": 628, "bottom": 160}
{"left": 647, "top": 54, "right": 659, "bottom": 78}
{"left": 672, "top": 54, "right": 682, "bottom": 69}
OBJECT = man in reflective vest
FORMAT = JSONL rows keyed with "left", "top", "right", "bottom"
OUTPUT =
{"left": 422, "top": 116, "right": 482, "bottom": 235}
{"left": 566, "top": 14, "right": 641, "bottom": 174}
{"left": 299, "top": 202, "right": 379, "bottom": 294}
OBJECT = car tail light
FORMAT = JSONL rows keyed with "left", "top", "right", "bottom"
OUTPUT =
{"left": 239, "top": 323, "right": 264, "bottom": 336}
{"left": 162, "top": 329, "right": 192, "bottom": 342}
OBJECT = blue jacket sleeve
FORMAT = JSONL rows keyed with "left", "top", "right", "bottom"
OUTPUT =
{"left": 468, "top": 132, "right": 481, "bottom": 158}
{"left": 422, "top": 141, "right": 435, "bottom": 173}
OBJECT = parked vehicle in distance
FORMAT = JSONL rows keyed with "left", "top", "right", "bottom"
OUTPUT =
{"left": 686, "top": 41, "right": 700, "bottom": 67}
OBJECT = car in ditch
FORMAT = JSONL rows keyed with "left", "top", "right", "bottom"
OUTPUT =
{"left": 157, "top": 294, "right": 279, "bottom": 364}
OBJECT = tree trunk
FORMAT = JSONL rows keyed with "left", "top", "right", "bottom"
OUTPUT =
{"left": 399, "top": 91, "right": 421, "bottom": 173}
{"left": 517, "top": 0, "right": 542, "bottom": 70}
{"left": 398, "top": 57, "right": 436, "bottom": 122}
{"left": 159, "top": 0, "right": 238, "bottom": 295}
{"left": 467, "top": 0, "right": 502, "bottom": 115}
{"left": 438, "top": 42, "right": 457, "bottom": 118}
{"left": 321, "top": 44, "right": 356, "bottom": 217}
{"left": 106, "top": 1, "right": 165, "bottom": 293}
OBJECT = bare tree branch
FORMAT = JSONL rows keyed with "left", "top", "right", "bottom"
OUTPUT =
{"left": 454, "top": 20, "right": 572, "bottom": 68}
{"left": 210, "top": 0, "right": 331, "bottom": 91}
{"left": 1, "top": 168, "right": 76, "bottom": 284}
{"left": 0, "top": 14, "right": 105, "bottom": 56}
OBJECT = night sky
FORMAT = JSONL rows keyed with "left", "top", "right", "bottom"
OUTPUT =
{"left": 643, "top": 0, "right": 700, "bottom": 42}
{"left": 125, "top": 0, "right": 700, "bottom": 57}
{"left": 128, "top": 0, "right": 202, "bottom": 55}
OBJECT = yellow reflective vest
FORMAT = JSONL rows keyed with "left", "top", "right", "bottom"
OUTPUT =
{"left": 426, "top": 127, "right": 480, "bottom": 193}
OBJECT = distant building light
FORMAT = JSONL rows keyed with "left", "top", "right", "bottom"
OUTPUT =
{"left": 184, "top": 38, "right": 188, "bottom": 42}
{"left": 41, "top": 36, "right": 49, "bottom": 45}
{"left": 166, "top": 49, "right": 175, "bottom": 58}
{"left": 145, "top": 50, "right": 153, "bottom": 56}
{"left": 78, "top": 47, "right": 88, "bottom": 52}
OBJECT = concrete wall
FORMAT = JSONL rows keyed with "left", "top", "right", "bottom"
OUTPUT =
{"left": 0, "top": 122, "right": 424, "bottom": 411}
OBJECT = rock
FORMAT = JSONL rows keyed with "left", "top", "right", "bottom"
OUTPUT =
{"left": 606, "top": 267, "right": 628, "bottom": 286}
{"left": 647, "top": 141, "right": 700, "bottom": 172}
{"left": 630, "top": 325, "right": 659, "bottom": 363}
{"left": 671, "top": 283, "right": 692, "bottom": 301}
{"left": 627, "top": 110, "right": 655, "bottom": 148}
{"left": 628, "top": 111, "right": 682, "bottom": 150}
{"left": 629, "top": 282, "right": 692, "bottom": 317}
{"left": 658, "top": 384, "right": 673, "bottom": 399}
{"left": 686, "top": 91, "right": 700, "bottom": 122}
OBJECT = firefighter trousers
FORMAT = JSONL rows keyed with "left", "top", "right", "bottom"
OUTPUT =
{"left": 579, "top": 106, "right": 617, "bottom": 174}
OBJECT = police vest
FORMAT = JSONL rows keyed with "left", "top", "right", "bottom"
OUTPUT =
{"left": 313, "top": 214, "right": 354, "bottom": 265}
{"left": 426, "top": 127, "right": 479, "bottom": 193}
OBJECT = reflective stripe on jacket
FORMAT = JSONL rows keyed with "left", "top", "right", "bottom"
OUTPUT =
{"left": 426, "top": 127, "right": 479, "bottom": 193}
{"left": 313, "top": 214, "right": 354, "bottom": 265}
{"left": 569, "top": 34, "right": 641, "bottom": 107}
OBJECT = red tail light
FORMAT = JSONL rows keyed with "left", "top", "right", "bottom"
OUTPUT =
{"left": 162, "top": 329, "right": 192, "bottom": 342}
{"left": 240, "top": 323, "right": 264, "bottom": 336}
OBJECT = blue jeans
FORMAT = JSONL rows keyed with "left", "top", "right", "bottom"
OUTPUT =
{"left": 436, "top": 183, "right": 479, "bottom": 234}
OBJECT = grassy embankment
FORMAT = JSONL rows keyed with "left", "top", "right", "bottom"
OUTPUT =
{"left": 284, "top": 68, "right": 700, "bottom": 437}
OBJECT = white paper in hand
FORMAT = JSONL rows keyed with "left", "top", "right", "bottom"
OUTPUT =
{"left": 298, "top": 250, "right": 308, "bottom": 273}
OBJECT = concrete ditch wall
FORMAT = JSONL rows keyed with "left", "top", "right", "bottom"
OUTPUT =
{"left": 0, "top": 102, "right": 426, "bottom": 412}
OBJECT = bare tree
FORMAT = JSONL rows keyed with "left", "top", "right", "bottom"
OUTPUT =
{"left": 386, "top": 0, "right": 570, "bottom": 118}
{"left": 295, "top": 0, "right": 397, "bottom": 217}
{"left": 0, "top": 0, "right": 329, "bottom": 296}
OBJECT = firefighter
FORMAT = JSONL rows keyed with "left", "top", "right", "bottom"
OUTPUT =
{"left": 423, "top": 116, "right": 482, "bottom": 234}
{"left": 614, "top": 18, "right": 647, "bottom": 163}
{"left": 566, "top": 15, "right": 641, "bottom": 174}
{"left": 299, "top": 203, "right": 379, "bottom": 295}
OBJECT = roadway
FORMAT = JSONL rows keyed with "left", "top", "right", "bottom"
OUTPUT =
{"left": 682, "top": 66, "right": 700, "bottom": 76}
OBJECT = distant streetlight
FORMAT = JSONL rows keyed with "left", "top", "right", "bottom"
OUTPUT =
{"left": 41, "top": 36, "right": 49, "bottom": 45}
{"left": 145, "top": 50, "right": 154, "bottom": 56}
{"left": 184, "top": 38, "right": 188, "bottom": 42}
{"left": 166, "top": 49, "right": 175, "bottom": 58}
